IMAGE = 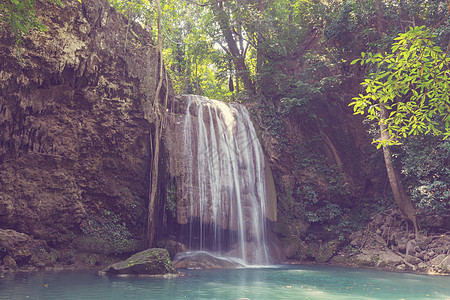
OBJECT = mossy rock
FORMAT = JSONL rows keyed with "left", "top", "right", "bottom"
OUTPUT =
{"left": 100, "top": 248, "right": 177, "bottom": 275}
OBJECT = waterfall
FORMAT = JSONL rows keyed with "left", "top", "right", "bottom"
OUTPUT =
{"left": 179, "top": 95, "right": 270, "bottom": 265}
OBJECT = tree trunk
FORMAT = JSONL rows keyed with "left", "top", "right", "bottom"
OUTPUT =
{"left": 147, "top": 0, "right": 167, "bottom": 248}
{"left": 380, "top": 105, "right": 419, "bottom": 235}
{"left": 375, "top": 0, "right": 418, "bottom": 236}
{"left": 212, "top": 1, "right": 255, "bottom": 94}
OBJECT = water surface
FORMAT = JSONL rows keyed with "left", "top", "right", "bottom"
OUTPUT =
{"left": 1, "top": 265, "right": 449, "bottom": 299}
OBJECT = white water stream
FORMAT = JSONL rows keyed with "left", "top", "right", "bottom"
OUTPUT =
{"left": 179, "top": 95, "right": 269, "bottom": 264}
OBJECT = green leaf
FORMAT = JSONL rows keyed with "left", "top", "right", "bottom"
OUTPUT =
{"left": 16, "top": 22, "right": 28, "bottom": 34}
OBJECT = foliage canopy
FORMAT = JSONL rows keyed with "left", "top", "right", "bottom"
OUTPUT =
{"left": 350, "top": 26, "right": 450, "bottom": 147}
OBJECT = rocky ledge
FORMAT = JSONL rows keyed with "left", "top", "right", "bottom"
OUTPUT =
{"left": 333, "top": 209, "right": 450, "bottom": 275}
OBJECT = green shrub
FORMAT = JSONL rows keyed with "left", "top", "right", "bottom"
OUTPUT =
{"left": 396, "top": 137, "right": 450, "bottom": 216}
{"left": 79, "top": 210, "right": 143, "bottom": 254}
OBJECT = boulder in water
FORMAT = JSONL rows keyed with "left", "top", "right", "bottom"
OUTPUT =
{"left": 100, "top": 248, "right": 177, "bottom": 276}
{"left": 173, "top": 251, "right": 244, "bottom": 269}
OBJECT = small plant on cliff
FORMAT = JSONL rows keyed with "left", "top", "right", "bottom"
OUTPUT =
{"left": 0, "top": 0, "right": 65, "bottom": 45}
{"left": 81, "top": 210, "right": 136, "bottom": 254}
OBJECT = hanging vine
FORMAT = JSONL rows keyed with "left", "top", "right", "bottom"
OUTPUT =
{"left": 147, "top": 0, "right": 169, "bottom": 248}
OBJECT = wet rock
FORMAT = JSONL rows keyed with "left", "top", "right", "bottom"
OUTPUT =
{"left": 156, "top": 237, "right": 187, "bottom": 259}
{"left": 173, "top": 252, "right": 243, "bottom": 269}
{"left": 100, "top": 248, "right": 177, "bottom": 275}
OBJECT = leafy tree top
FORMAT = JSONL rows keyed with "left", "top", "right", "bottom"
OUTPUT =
{"left": 350, "top": 25, "right": 450, "bottom": 147}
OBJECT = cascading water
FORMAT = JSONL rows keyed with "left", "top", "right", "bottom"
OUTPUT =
{"left": 178, "top": 95, "right": 270, "bottom": 265}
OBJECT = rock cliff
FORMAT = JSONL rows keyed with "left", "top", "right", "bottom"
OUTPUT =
{"left": 0, "top": 0, "right": 169, "bottom": 271}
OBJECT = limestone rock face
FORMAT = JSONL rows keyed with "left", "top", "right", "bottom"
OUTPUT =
{"left": 100, "top": 248, "right": 177, "bottom": 275}
{"left": 0, "top": 0, "right": 170, "bottom": 270}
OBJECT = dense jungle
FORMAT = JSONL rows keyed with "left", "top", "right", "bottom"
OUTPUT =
{"left": 0, "top": 0, "right": 449, "bottom": 282}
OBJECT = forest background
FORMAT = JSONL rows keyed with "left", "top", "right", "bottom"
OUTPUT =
{"left": 2, "top": 0, "right": 449, "bottom": 241}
